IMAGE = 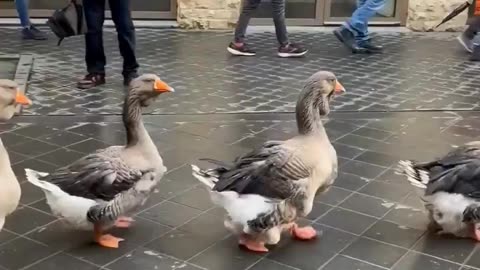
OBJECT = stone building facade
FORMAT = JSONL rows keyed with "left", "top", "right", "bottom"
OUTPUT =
{"left": 177, "top": 0, "right": 469, "bottom": 31}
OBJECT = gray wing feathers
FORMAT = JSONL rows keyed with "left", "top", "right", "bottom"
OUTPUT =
{"left": 247, "top": 199, "right": 297, "bottom": 233}
{"left": 45, "top": 148, "right": 146, "bottom": 201}
{"left": 87, "top": 172, "right": 157, "bottom": 223}
{"left": 272, "top": 152, "right": 310, "bottom": 181}
{"left": 213, "top": 142, "right": 310, "bottom": 200}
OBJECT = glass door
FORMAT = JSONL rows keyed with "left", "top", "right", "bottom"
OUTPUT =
{"left": 324, "top": 0, "right": 407, "bottom": 25}
{"left": 252, "top": 0, "right": 325, "bottom": 25}
{"left": 0, "top": 0, "right": 176, "bottom": 19}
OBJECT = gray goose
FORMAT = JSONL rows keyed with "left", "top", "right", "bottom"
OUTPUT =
{"left": 191, "top": 71, "right": 345, "bottom": 252}
{"left": 0, "top": 79, "right": 32, "bottom": 231}
{"left": 398, "top": 142, "right": 480, "bottom": 240}
{"left": 25, "top": 74, "right": 174, "bottom": 248}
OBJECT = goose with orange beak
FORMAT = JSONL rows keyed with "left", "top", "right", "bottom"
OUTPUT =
{"left": 0, "top": 79, "right": 32, "bottom": 231}
{"left": 192, "top": 71, "right": 345, "bottom": 252}
{"left": 25, "top": 74, "right": 174, "bottom": 248}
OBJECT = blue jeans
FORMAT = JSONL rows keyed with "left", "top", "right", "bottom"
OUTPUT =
{"left": 345, "top": 0, "right": 385, "bottom": 43}
{"left": 15, "top": 0, "right": 30, "bottom": 28}
{"left": 83, "top": 0, "right": 138, "bottom": 76}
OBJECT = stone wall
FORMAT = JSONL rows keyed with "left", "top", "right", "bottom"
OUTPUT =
{"left": 407, "top": 0, "right": 467, "bottom": 31}
{"left": 177, "top": 0, "right": 469, "bottom": 31}
{"left": 177, "top": 0, "right": 241, "bottom": 29}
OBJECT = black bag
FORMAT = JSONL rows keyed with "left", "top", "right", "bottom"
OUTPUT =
{"left": 46, "top": 0, "right": 86, "bottom": 46}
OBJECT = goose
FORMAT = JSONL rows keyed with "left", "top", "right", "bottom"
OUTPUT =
{"left": 25, "top": 74, "right": 174, "bottom": 248}
{"left": 397, "top": 141, "right": 480, "bottom": 240}
{"left": 0, "top": 79, "right": 32, "bottom": 231}
{"left": 191, "top": 71, "right": 345, "bottom": 252}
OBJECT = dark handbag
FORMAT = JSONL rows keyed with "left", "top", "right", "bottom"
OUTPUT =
{"left": 46, "top": 0, "right": 86, "bottom": 46}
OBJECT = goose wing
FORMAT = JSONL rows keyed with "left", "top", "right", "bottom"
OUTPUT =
{"left": 42, "top": 147, "right": 150, "bottom": 201}
{"left": 213, "top": 141, "right": 311, "bottom": 200}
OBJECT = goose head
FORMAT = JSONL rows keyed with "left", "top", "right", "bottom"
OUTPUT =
{"left": 301, "top": 71, "right": 345, "bottom": 116}
{"left": 129, "top": 74, "right": 174, "bottom": 107}
{"left": 0, "top": 80, "right": 32, "bottom": 121}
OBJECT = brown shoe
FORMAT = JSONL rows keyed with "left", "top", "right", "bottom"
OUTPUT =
{"left": 77, "top": 73, "right": 106, "bottom": 89}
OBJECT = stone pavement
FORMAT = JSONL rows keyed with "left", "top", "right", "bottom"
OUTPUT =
{"left": 0, "top": 27, "right": 479, "bottom": 115}
{"left": 1, "top": 26, "right": 480, "bottom": 270}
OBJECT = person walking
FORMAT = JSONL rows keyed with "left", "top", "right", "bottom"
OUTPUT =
{"left": 458, "top": 1, "right": 480, "bottom": 61}
{"left": 227, "top": 0, "right": 307, "bottom": 58}
{"left": 15, "top": 0, "right": 47, "bottom": 40}
{"left": 333, "top": 0, "right": 385, "bottom": 54}
{"left": 77, "top": 0, "right": 139, "bottom": 89}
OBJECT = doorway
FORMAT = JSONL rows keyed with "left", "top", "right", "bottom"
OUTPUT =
{"left": 0, "top": 0, "right": 176, "bottom": 20}
{"left": 251, "top": 0, "right": 407, "bottom": 26}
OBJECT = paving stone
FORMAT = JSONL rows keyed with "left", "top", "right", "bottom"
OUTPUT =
{"left": 0, "top": 26, "right": 479, "bottom": 270}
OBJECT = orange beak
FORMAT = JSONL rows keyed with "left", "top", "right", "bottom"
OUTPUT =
{"left": 15, "top": 91, "right": 32, "bottom": 105}
{"left": 154, "top": 79, "right": 175, "bottom": 93}
{"left": 335, "top": 81, "right": 346, "bottom": 94}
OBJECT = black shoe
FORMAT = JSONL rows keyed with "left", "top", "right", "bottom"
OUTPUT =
{"left": 277, "top": 43, "right": 308, "bottom": 58}
{"left": 357, "top": 39, "right": 383, "bottom": 54}
{"left": 334, "top": 27, "right": 369, "bottom": 54}
{"left": 470, "top": 44, "right": 480, "bottom": 61}
{"left": 123, "top": 72, "right": 139, "bottom": 86}
{"left": 21, "top": 25, "right": 47, "bottom": 40}
{"left": 227, "top": 42, "right": 256, "bottom": 56}
{"left": 77, "top": 73, "right": 106, "bottom": 89}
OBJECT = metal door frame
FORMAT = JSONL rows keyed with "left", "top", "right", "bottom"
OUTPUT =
{"left": 251, "top": 0, "right": 407, "bottom": 26}
{"left": 323, "top": 0, "right": 406, "bottom": 25}
{"left": 0, "top": 0, "right": 177, "bottom": 19}
{"left": 251, "top": 0, "right": 325, "bottom": 25}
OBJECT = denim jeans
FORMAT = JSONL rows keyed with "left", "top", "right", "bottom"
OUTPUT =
{"left": 15, "top": 0, "right": 30, "bottom": 28}
{"left": 83, "top": 0, "right": 139, "bottom": 76}
{"left": 344, "top": 0, "right": 385, "bottom": 43}
{"left": 234, "top": 0, "right": 289, "bottom": 46}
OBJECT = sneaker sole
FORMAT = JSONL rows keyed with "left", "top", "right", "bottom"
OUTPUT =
{"left": 457, "top": 36, "right": 473, "bottom": 53}
{"left": 77, "top": 81, "right": 106, "bottom": 90}
{"left": 227, "top": 47, "right": 256, "bottom": 56}
{"left": 277, "top": 50, "right": 308, "bottom": 58}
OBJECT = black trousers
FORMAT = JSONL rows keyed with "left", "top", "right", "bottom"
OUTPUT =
{"left": 234, "top": 0, "right": 289, "bottom": 46}
{"left": 83, "top": 0, "right": 139, "bottom": 76}
{"left": 465, "top": 17, "right": 480, "bottom": 39}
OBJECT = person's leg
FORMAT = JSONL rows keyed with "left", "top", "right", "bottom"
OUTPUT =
{"left": 15, "top": 0, "right": 46, "bottom": 40}
{"left": 78, "top": 0, "right": 107, "bottom": 89}
{"left": 333, "top": 0, "right": 367, "bottom": 53}
{"left": 347, "top": 0, "right": 385, "bottom": 52}
{"left": 271, "top": 0, "right": 288, "bottom": 46}
{"left": 459, "top": 17, "right": 480, "bottom": 52}
{"left": 272, "top": 0, "right": 307, "bottom": 57}
{"left": 109, "top": 0, "right": 139, "bottom": 85}
{"left": 15, "top": 0, "right": 29, "bottom": 27}
{"left": 227, "top": 0, "right": 261, "bottom": 56}
{"left": 470, "top": 43, "right": 480, "bottom": 60}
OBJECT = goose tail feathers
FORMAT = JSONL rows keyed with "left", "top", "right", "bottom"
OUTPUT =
{"left": 396, "top": 160, "right": 430, "bottom": 189}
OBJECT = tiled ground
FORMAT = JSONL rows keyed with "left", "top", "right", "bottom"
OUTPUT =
{"left": 0, "top": 27, "right": 480, "bottom": 115}
{"left": 2, "top": 25, "right": 480, "bottom": 270}
{"left": 1, "top": 112, "right": 480, "bottom": 270}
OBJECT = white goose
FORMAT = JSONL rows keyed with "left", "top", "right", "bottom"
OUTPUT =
{"left": 192, "top": 71, "right": 345, "bottom": 252}
{"left": 25, "top": 74, "right": 174, "bottom": 248}
{"left": 0, "top": 79, "right": 32, "bottom": 230}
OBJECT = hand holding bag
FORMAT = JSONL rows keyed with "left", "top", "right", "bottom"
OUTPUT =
{"left": 46, "top": 0, "right": 86, "bottom": 46}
